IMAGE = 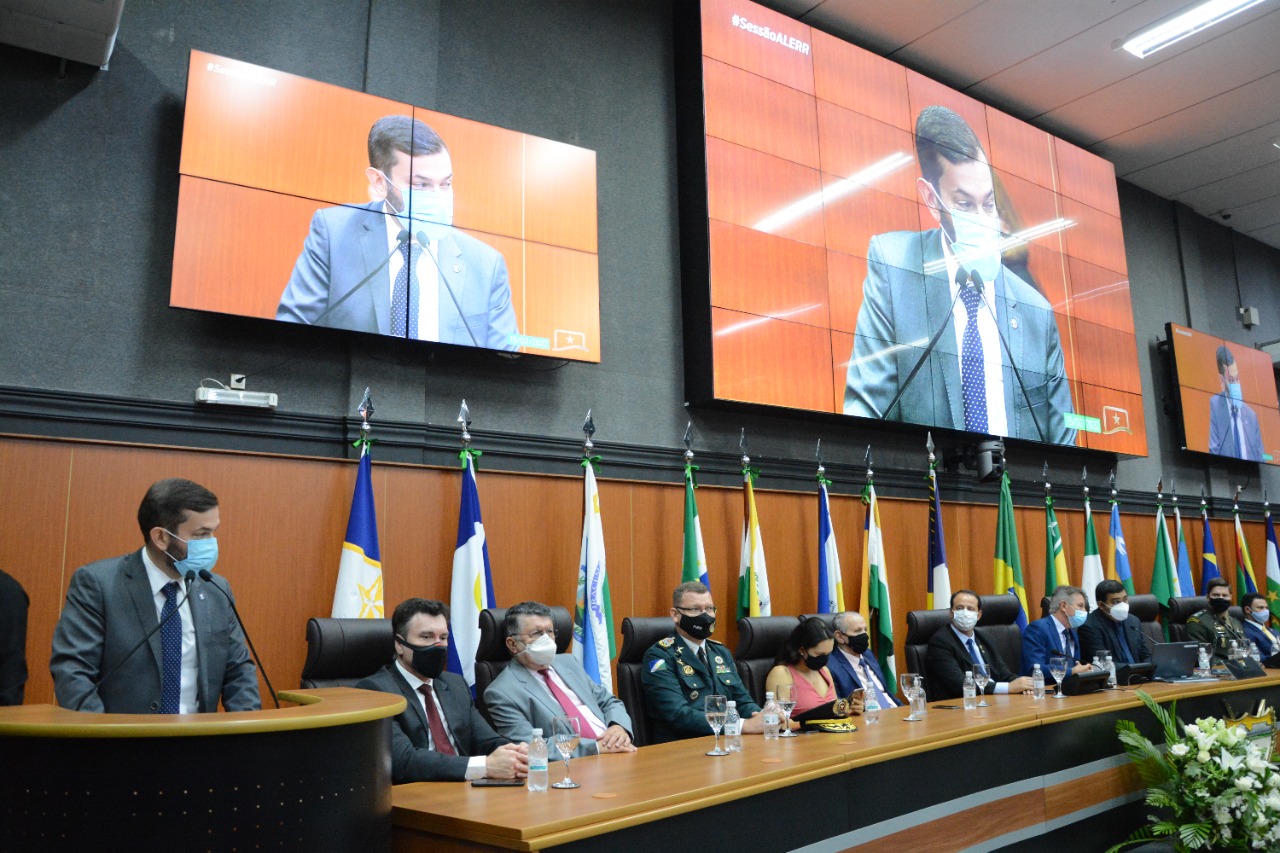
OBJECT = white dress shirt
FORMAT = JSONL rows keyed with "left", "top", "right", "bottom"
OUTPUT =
{"left": 948, "top": 624, "right": 1011, "bottom": 694}
{"left": 836, "top": 645, "right": 897, "bottom": 707}
{"left": 942, "top": 233, "right": 1008, "bottom": 436}
{"left": 140, "top": 548, "right": 198, "bottom": 713}
{"left": 395, "top": 660, "right": 487, "bottom": 780}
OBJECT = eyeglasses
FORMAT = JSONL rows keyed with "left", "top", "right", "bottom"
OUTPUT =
{"left": 518, "top": 629, "right": 556, "bottom": 641}
{"left": 675, "top": 606, "right": 718, "bottom": 617}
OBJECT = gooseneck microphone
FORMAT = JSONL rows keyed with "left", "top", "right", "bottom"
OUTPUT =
{"left": 967, "top": 270, "right": 1048, "bottom": 444}
{"left": 883, "top": 267, "right": 971, "bottom": 421}
{"left": 198, "top": 569, "right": 279, "bottom": 708}
{"left": 71, "top": 569, "right": 197, "bottom": 712}
{"left": 311, "top": 229, "right": 411, "bottom": 328}
{"left": 416, "top": 230, "right": 481, "bottom": 347}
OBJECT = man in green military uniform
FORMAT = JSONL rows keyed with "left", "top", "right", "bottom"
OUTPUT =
{"left": 1186, "top": 577, "right": 1248, "bottom": 662}
{"left": 642, "top": 581, "right": 764, "bottom": 744}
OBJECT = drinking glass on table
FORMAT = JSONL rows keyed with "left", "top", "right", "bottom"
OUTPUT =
{"left": 704, "top": 694, "right": 729, "bottom": 756}
{"left": 775, "top": 682, "right": 798, "bottom": 738}
{"left": 1048, "top": 655, "right": 1069, "bottom": 699}
{"left": 900, "top": 673, "right": 924, "bottom": 721}
{"left": 971, "top": 663, "right": 991, "bottom": 707}
{"left": 551, "top": 715, "right": 582, "bottom": 788}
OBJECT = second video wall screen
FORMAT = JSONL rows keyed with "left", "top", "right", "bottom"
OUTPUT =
{"left": 692, "top": 0, "right": 1145, "bottom": 454}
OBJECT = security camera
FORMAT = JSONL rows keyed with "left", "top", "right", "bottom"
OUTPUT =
{"left": 1222, "top": 212, "right": 1232, "bottom": 221}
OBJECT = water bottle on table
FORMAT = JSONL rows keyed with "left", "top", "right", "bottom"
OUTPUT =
{"left": 761, "top": 692, "right": 781, "bottom": 740}
{"left": 1031, "top": 664, "right": 1045, "bottom": 700}
{"left": 724, "top": 700, "right": 742, "bottom": 752}
{"left": 527, "top": 729, "right": 548, "bottom": 792}
{"left": 962, "top": 672, "right": 977, "bottom": 710}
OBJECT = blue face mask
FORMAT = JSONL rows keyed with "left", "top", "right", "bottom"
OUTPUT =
{"left": 933, "top": 186, "right": 1003, "bottom": 285}
{"left": 1069, "top": 609, "right": 1087, "bottom": 630}
{"left": 1251, "top": 609, "right": 1270, "bottom": 625}
{"left": 165, "top": 531, "right": 219, "bottom": 576}
{"left": 1227, "top": 382, "right": 1243, "bottom": 401}
{"left": 382, "top": 171, "right": 454, "bottom": 242}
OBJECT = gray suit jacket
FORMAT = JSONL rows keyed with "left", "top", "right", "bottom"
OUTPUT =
{"left": 483, "top": 654, "right": 632, "bottom": 759}
{"left": 1208, "top": 393, "right": 1264, "bottom": 460}
{"left": 843, "top": 229, "right": 1076, "bottom": 445}
{"left": 50, "top": 551, "right": 260, "bottom": 714}
{"left": 356, "top": 664, "right": 509, "bottom": 783}
{"left": 276, "top": 201, "right": 518, "bottom": 350}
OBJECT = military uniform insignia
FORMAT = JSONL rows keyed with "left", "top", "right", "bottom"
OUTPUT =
{"left": 682, "top": 665, "right": 695, "bottom": 676}
{"left": 714, "top": 655, "right": 724, "bottom": 664}
{"left": 690, "top": 691, "right": 699, "bottom": 700}
{"left": 714, "top": 664, "right": 731, "bottom": 674}
{"left": 658, "top": 637, "right": 675, "bottom": 648}
{"left": 649, "top": 659, "right": 666, "bottom": 672}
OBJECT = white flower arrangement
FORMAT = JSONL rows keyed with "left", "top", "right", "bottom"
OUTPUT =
{"left": 1108, "top": 692, "right": 1280, "bottom": 851}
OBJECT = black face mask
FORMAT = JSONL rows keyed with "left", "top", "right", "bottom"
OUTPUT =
{"left": 398, "top": 637, "right": 448, "bottom": 679}
{"left": 804, "top": 653, "right": 830, "bottom": 671}
{"left": 679, "top": 612, "right": 715, "bottom": 640}
{"left": 1209, "top": 597, "right": 1232, "bottom": 615}
{"left": 847, "top": 633, "right": 871, "bottom": 655}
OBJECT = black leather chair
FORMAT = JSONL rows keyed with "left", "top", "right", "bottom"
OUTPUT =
{"left": 904, "top": 608, "right": 952, "bottom": 699}
{"left": 734, "top": 615, "right": 801, "bottom": 705}
{"left": 1126, "top": 594, "right": 1165, "bottom": 647}
{"left": 1165, "top": 596, "right": 1208, "bottom": 641}
{"left": 799, "top": 613, "right": 837, "bottom": 630}
{"left": 1040, "top": 596, "right": 1052, "bottom": 619}
{"left": 300, "top": 617, "right": 393, "bottom": 688}
{"left": 616, "top": 617, "right": 673, "bottom": 747}
{"left": 473, "top": 606, "right": 572, "bottom": 725}
{"left": 976, "top": 594, "right": 1026, "bottom": 676}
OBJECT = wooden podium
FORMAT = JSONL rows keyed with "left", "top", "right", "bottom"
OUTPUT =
{"left": 0, "top": 687, "right": 405, "bottom": 851}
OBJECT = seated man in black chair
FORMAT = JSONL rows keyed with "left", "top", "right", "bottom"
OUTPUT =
{"left": 1079, "top": 579, "right": 1152, "bottom": 666}
{"left": 926, "top": 590, "right": 1032, "bottom": 700}
{"left": 641, "top": 581, "right": 763, "bottom": 743}
{"left": 357, "top": 598, "right": 528, "bottom": 782}
{"left": 1186, "top": 578, "right": 1248, "bottom": 662}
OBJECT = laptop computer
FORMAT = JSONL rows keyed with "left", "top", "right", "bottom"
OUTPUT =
{"left": 1151, "top": 642, "right": 1218, "bottom": 683}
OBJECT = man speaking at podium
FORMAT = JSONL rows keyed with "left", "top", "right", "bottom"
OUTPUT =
{"left": 842, "top": 106, "right": 1075, "bottom": 445}
{"left": 276, "top": 114, "right": 518, "bottom": 351}
{"left": 50, "top": 479, "right": 260, "bottom": 714}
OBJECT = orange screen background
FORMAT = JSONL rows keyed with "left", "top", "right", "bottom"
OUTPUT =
{"left": 171, "top": 50, "right": 600, "bottom": 362}
{"left": 699, "top": 0, "right": 1145, "bottom": 454}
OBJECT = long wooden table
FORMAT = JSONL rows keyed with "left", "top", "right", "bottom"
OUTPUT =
{"left": 391, "top": 675, "right": 1280, "bottom": 853}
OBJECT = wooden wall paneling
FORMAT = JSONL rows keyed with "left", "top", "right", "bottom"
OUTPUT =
{"left": 1052, "top": 137, "right": 1123, "bottom": 219}
{"left": 381, "top": 463, "right": 459, "bottom": 608}
{"left": 520, "top": 242, "right": 601, "bottom": 363}
{"left": 711, "top": 308, "right": 836, "bottom": 412}
{"left": 984, "top": 108, "right": 1056, "bottom": 190}
{"left": 814, "top": 99, "right": 917, "bottom": 204}
{"left": 703, "top": 58, "right": 821, "bottom": 169}
{"left": 522, "top": 135, "right": 597, "bottom": 253}
{"left": 619, "top": 480, "right": 686, "bottom": 623}
{"left": 705, "top": 137, "right": 826, "bottom": 246}
{"left": 709, "top": 219, "right": 830, "bottom": 329}
{"left": 1061, "top": 197, "right": 1129, "bottom": 277}
{"left": 480, "top": 472, "right": 583, "bottom": 613}
{"left": 699, "top": 0, "right": 816, "bottom": 95}
{"left": 1065, "top": 256, "right": 1134, "bottom": 335}
{"left": 810, "top": 29, "right": 911, "bottom": 132}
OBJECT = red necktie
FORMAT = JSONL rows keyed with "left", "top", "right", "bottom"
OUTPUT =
{"left": 538, "top": 669, "right": 603, "bottom": 739}
{"left": 418, "top": 683, "right": 456, "bottom": 756}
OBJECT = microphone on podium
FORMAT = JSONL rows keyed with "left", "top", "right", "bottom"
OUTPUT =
{"left": 415, "top": 230, "right": 481, "bottom": 347}
{"left": 311, "top": 228, "right": 411, "bottom": 328}
{"left": 198, "top": 569, "right": 278, "bottom": 708}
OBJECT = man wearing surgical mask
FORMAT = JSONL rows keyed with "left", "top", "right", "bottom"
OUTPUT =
{"left": 1240, "top": 593, "right": 1280, "bottom": 661}
{"left": 925, "top": 590, "right": 1032, "bottom": 700}
{"left": 642, "top": 582, "right": 764, "bottom": 743}
{"left": 1186, "top": 578, "right": 1249, "bottom": 663}
{"left": 1207, "top": 345, "right": 1264, "bottom": 461}
{"left": 484, "top": 601, "right": 635, "bottom": 758}
{"left": 829, "top": 611, "right": 898, "bottom": 707}
{"left": 277, "top": 114, "right": 518, "bottom": 351}
{"left": 844, "top": 105, "right": 1075, "bottom": 446}
{"left": 357, "top": 598, "right": 526, "bottom": 783}
{"left": 1079, "top": 580, "right": 1151, "bottom": 666}
{"left": 51, "top": 479, "right": 260, "bottom": 714}
{"left": 1021, "top": 585, "right": 1095, "bottom": 681}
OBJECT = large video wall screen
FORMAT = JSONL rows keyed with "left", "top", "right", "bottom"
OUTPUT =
{"left": 172, "top": 51, "right": 600, "bottom": 361}
{"left": 686, "top": 0, "right": 1145, "bottom": 454}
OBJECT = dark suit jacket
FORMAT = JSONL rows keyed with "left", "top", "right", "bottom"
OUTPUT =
{"left": 49, "top": 551, "right": 260, "bottom": 713}
{"left": 1078, "top": 609, "right": 1151, "bottom": 665}
{"left": 926, "top": 626, "right": 1016, "bottom": 700}
{"left": 1020, "top": 616, "right": 1081, "bottom": 680}
{"left": 828, "top": 647, "right": 894, "bottom": 705}
{"left": 843, "top": 228, "right": 1075, "bottom": 445}
{"left": 0, "top": 568, "right": 28, "bottom": 706}
{"left": 1207, "top": 394, "right": 1264, "bottom": 460}
{"left": 276, "top": 201, "right": 518, "bottom": 350}
{"left": 357, "top": 663, "right": 509, "bottom": 783}
{"left": 1243, "top": 619, "right": 1279, "bottom": 659}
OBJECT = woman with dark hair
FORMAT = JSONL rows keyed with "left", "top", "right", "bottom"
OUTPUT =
{"left": 765, "top": 617, "right": 857, "bottom": 716}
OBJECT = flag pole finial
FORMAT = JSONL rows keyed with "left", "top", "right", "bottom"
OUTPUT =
{"left": 815, "top": 438, "right": 824, "bottom": 476}
{"left": 926, "top": 432, "right": 935, "bottom": 465}
{"left": 1234, "top": 484, "right": 1243, "bottom": 512}
{"left": 864, "top": 444, "right": 873, "bottom": 483}
{"left": 1082, "top": 465, "right": 1089, "bottom": 499}
{"left": 1201, "top": 485, "right": 1208, "bottom": 512}
{"left": 458, "top": 400, "right": 472, "bottom": 448}
{"left": 1043, "top": 462, "right": 1050, "bottom": 496}
{"left": 1156, "top": 477, "right": 1164, "bottom": 502}
{"left": 357, "top": 387, "right": 374, "bottom": 438}
{"left": 682, "top": 421, "right": 694, "bottom": 462}
{"left": 1171, "top": 479, "right": 1179, "bottom": 506}
{"left": 739, "top": 428, "right": 749, "bottom": 467}
{"left": 1109, "top": 469, "right": 1117, "bottom": 500}
{"left": 582, "top": 409, "right": 595, "bottom": 454}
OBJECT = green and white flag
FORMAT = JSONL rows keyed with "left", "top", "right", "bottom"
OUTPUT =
{"left": 681, "top": 463, "right": 708, "bottom": 585}
{"left": 1150, "top": 502, "right": 1179, "bottom": 641}
{"left": 860, "top": 482, "right": 895, "bottom": 691}
{"left": 1080, "top": 497, "right": 1105, "bottom": 609}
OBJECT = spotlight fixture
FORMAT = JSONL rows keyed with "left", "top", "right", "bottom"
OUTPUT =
{"left": 1118, "top": 0, "right": 1268, "bottom": 58}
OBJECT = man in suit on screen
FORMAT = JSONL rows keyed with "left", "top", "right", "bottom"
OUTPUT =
{"left": 484, "top": 600, "right": 635, "bottom": 758}
{"left": 1207, "top": 345, "right": 1264, "bottom": 460}
{"left": 843, "top": 105, "right": 1075, "bottom": 445}
{"left": 357, "top": 597, "right": 528, "bottom": 783}
{"left": 276, "top": 115, "right": 518, "bottom": 350}
{"left": 49, "top": 478, "right": 260, "bottom": 714}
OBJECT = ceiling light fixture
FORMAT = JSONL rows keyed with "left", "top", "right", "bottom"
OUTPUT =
{"left": 1118, "top": 0, "right": 1268, "bottom": 58}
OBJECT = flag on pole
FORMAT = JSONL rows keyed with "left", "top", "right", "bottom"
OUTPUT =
{"left": 1044, "top": 493, "right": 1069, "bottom": 594}
{"left": 1234, "top": 509, "right": 1259, "bottom": 595}
{"left": 573, "top": 459, "right": 614, "bottom": 686}
{"left": 926, "top": 464, "right": 951, "bottom": 610}
{"left": 447, "top": 451, "right": 496, "bottom": 689}
{"left": 1173, "top": 506, "right": 1194, "bottom": 599}
{"left": 1151, "top": 501, "right": 1180, "bottom": 611}
{"left": 994, "top": 472, "right": 1029, "bottom": 630}
{"left": 1198, "top": 504, "right": 1218, "bottom": 591}
{"left": 737, "top": 468, "right": 771, "bottom": 618}
{"left": 681, "top": 463, "right": 709, "bottom": 585}
{"left": 1081, "top": 497, "right": 1105, "bottom": 609}
{"left": 861, "top": 481, "right": 895, "bottom": 691}
{"left": 816, "top": 472, "right": 844, "bottom": 614}
{"left": 1107, "top": 501, "right": 1135, "bottom": 595}
{"left": 331, "top": 443, "right": 385, "bottom": 618}
{"left": 1265, "top": 507, "right": 1280, "bottom": 621}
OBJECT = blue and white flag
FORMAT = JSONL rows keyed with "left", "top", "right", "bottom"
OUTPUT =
{"left": 573, "top": 461, "right": 614, "bottom": 686}
{"left": 816, "top": 476, "right": 844, "bottom": 614}
{"left": 331, "top": 445, "right": 384, "bottom": 618}
{"left": 447, "top": 452, "right": 495, "bottom": 689}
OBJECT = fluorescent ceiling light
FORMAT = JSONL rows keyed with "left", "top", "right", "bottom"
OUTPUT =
{"left": 1119, "top": 0, "right": 1268, "bottom": 58}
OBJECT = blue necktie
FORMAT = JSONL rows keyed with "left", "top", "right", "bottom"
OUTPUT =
{"left": 1112, "top": 620, "right": 1134, "bottom": 664}
{"left": 391, "top": 242, "right": 419, "bottom": 338}
{"left": 965, "top": 638, "right": 983, "bottom": 666}
{"left": 959, "top": 283, "right": 988, "bottom": 432}
{"left": 159, "top": 581, "right": 182, "bottom": 714}
{"left": 859, "top": 658, "right": 894, "bottom": 709}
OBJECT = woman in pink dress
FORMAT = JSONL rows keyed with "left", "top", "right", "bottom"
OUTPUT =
{"left": 765, "top": 617, "right": 860, "bottom": 716}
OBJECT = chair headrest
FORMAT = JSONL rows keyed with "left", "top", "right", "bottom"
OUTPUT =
{"left": 301, "top": 617, "right": 394, "bottom": 680}
{"left": 476, "top": 606, "right": 573, "bottom": 663}
{"left": 905, "top": 609, "right": 953, "bottom": 645}
{"left": 798, "top": 614, "right": 837, "bottom": 631}
{"left": 619, "top": 617, "right": 675, "bottom": 663}
{"left": 1126, "top": 594, "right": 1160, "bottom": 622}
{"left": 1167, "top": 596, "right": 1209, "bottom": 623}
{"left": 978, "top": 594, "right": 1020, "bottom": 626}
{"left": 734, "top": 616, "right": 800, "bottom": 659}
